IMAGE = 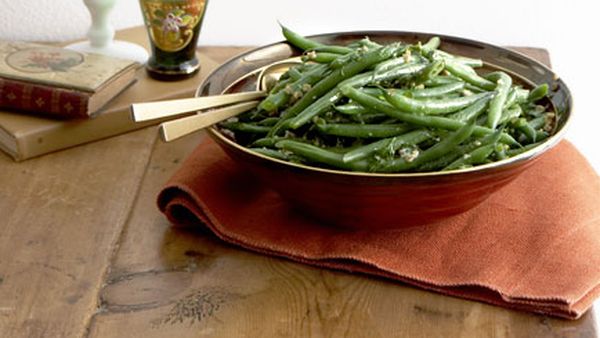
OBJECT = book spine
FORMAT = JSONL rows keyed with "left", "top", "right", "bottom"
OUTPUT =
{"left": 0, "top": 77, "right": 89, "bottom": 118}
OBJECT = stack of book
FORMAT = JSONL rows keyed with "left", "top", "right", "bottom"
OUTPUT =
{"left": 0, "top": 32, "right": 216, "bottom": 161}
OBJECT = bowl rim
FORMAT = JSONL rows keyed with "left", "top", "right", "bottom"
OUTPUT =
{"left": 197, "top": 30, "right": 572, "bottom": 178}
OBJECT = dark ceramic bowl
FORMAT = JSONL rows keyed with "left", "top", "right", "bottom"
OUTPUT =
{"left": 197, "top": 31, "right": 572, "bottom": 230}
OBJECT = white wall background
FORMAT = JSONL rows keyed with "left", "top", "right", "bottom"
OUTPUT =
{"left": 0, "top": 0, "right": 598, "bottom": 174}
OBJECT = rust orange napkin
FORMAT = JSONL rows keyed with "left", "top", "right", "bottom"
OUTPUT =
{"left": 158, "top": 138, "right": 600, "bottom": 319}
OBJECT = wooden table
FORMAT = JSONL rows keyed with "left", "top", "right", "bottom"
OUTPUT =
{"left": 0, "top": 30, "right": 598, "bottom": 338}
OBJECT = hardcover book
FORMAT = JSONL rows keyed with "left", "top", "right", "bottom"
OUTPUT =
{"left": 0, "top": 40, "right": 138, "bottom": 118}
{"left": 0, "top": 27, "right": 218, "bottom": 161}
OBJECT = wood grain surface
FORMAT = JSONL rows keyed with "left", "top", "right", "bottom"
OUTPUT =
{"left": 0, "top": 127, "right": 158, "bottom": 337}
{"left": 0, "top": 27, "right": 597, "bottom": 338}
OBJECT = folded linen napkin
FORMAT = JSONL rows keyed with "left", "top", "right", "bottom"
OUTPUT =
{"left": 158, "top": 138, "right": 600, "bottom": 319}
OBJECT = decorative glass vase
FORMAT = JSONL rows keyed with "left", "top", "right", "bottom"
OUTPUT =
{"left": 139, "top": 0, "right": 209, "bottom": 80}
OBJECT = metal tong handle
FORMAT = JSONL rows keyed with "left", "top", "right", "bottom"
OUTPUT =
{"left": 130, "top": 91, "right": 266, "bottom": 122}
{"left": 159, "top": 100, "right": 260, "bottom": 142}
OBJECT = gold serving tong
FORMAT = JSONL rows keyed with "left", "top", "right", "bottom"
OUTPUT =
{"left": 130, "top": 57, "right": 301, "bottom": 141}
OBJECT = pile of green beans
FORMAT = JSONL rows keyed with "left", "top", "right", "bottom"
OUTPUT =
{"left": 218, "top": 26, "right": 556, "bottom": 173}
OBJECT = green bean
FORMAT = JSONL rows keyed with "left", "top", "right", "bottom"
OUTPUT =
{"left": 417, "top": 129, "right": 502, "bottom": 171}
{"left": 447, "top": 96, "right": 490, "bottom": 122}
{"left": 346, "top": 37, "right": 383, "bottom": 50}
{"left": 455, "top": 57, "right": 482, "bottom": 68}
{"left": 287, "top": 67, "right": 303, "bottom": 81}
{"left": 284, "top": 56, "right": 425, "bottom": 131}
{"left": 329, "top": 43, "right": 390, "bottom": 69}
{"left": 277, "top": 89, "right": 341, "bottom": 133}
{"left": 535, "top": 129, "right": 550, "bottom": 142}
{"left": 503, "top": 87, "right": 531, "bottom": 109}
{"left": 443, "top": 144, "right": 495, "bottom": 170}
{"left": 431, "top": 50, "right": 483, "bottom": 67}
{"left": 514, "top": 118, "right": 548, "bottom": 143}
{"left": 259, "top": 93, "right": 289, "bottom": 113}
{"left": 284, "top": 44, "right": 398, "bottom": 124}
{"left": 275, "top": 140, "right": 370, "bottom": 171}
{"left": 528, "top": 83, "right": 549, "bottom": 102}
{"left": 371, "top": 62, "right": 430, "bottom": 82}
{"left": 281, "top": 24, "right": 322, "bottom": 51}
{"left": 329, "top": 53, "right": 357, "bottom": 69}
{"left": 494, "top": 143, "right": 508, "bottom": 160}
{"left": 455, "top": 56, "right": 483, "bottom": 68}
{"left": 307, "top": 45, "right": 353, "bottom": 54}
{"left": 374, "top": 57, "right": 406, "bottom": 74}
{"left": 285, "top": 67, "right": 404, "bottom": 131}
{"left": 445, "top": 59, "right": 495, "bottom": 90}
{"left": 250, "top": 136, "right": 286, "bottom": 148}
{"left": 486, "top": 71, "right": 512, "bottom": 129}
{"left": 373, "top": 49, "right": 421, "bottom": 73}
{"left": 420, "top": 36, "right": 441, "bottom": 55}
{"left": 269, "top": 70, "right": 392, "bottom": 136}
{"left": 220, "top": 122, "right": 271, "bottom": 134}
{"left": 245, "top": 108, "right": 270, "bottom": 122}
{"left": 414, "top": 59, "right": 445, "bottom": 84}
{"left": 285, "top": 84, "right": 383, "bottom": 131}
{"left": 268, "top": 77, "right": 291, "bottom": 95}
{"left": 302, "top": 52, "right": 339, "bottom": 63}
{"left": 411, "top": 82, "right": 465, "bottom": 98}
{"left": 503, "top": 87, "right": 517, "bottom": 108}
{"left": 529, "top": 130, "right": 548, "bottom": 143}
{"left": 256, "top": 117, "right": 280, "bottom": 126}
{"left": 506, "top": 142, "right": 544, "bottom": 157}
{"left": 515, "top": 87, "right": 530, "bottom": 103}
{"left": 528, "top": 115, "right": 546, "bottom": 130}
{"left": 384, "top": 89, "right": 491, "bottom": 114}
{"left": 349, "top": 112, "right": 390, "bottom": 124}
{"left": 258, "top": 93, "right": 294, "bottom": 112}
{"left": 342, "top": 129, "right": 433, "bottom": 163}
{"left": 258, "top": 63, "right": 330, "bottom": 112}
{"left": 513, "top": 117, "right": 537, "bottom": 142}
{"left": 361, "top": 87, "right": 386, "bottom": 97}
{"left": 220, "top": 31, "right": 555, "bottom": 173}
{"left": 366, "top": 62, "right": 429, "bottom": 86}
{"left": 374, "top": 122, "right": 475, "bottom": 172}
{"left": 334, "top": 102, "right": 372, "bottom": 115}
{"left": 525, "top": 104, "right": 546, "bottom": 118}
{"left": 341, "top": 86, "right": 518, "bottom": 145}
{"left": 463, "top": 83, "right": 486, "bottom": 94}
{"left": 424, "top": 75, "right": 461, "bottom": 87}
{"left": 498, "top": 105, "right": 522, "bottom": 125}
{"left": 249, "top": 147, "right": 290, "bottom": 160}
{"left": 316, "top": 122, "right": 411, "bottom": 138}
{"left": 357, "top": 37, "right": 382, "bottom": 49}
